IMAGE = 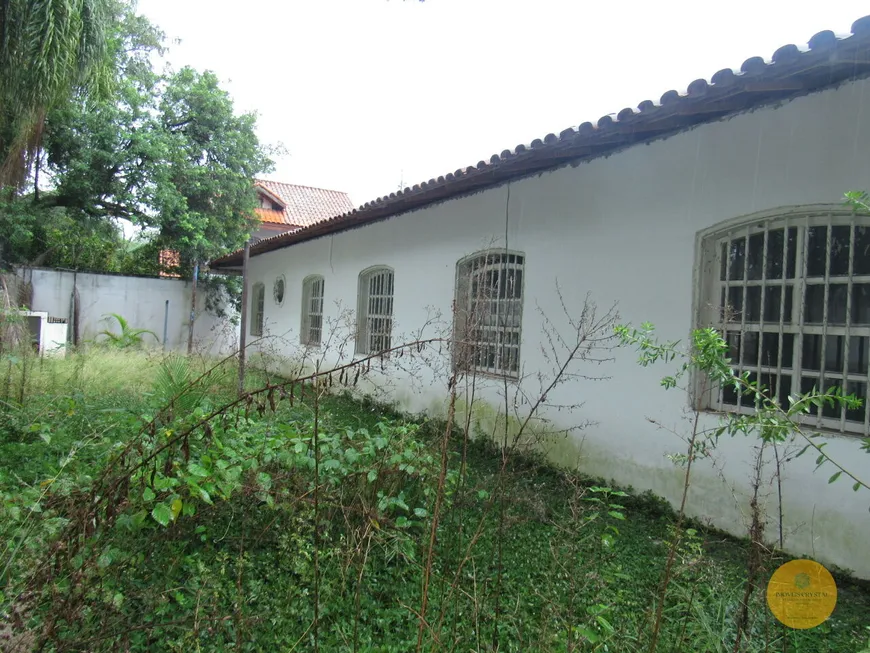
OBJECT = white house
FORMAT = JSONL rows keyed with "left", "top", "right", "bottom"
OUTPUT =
{"left": 212, "top": 17, "right": 870, "bottom": 577}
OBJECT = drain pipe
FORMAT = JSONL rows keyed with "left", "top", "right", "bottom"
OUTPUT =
{"left": 237, "top": 241, "right": 251, "bottom": 396}
{"left": 187, "top": 262, "right": 199, "bottom": 355}
{"left": 163, "top": 300, "right": 169, "bottom": 351}
{"left": 70, "top": 270, "right": 80, "bottom": 349}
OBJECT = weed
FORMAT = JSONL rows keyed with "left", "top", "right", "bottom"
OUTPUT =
{"left": 1, "top": 351, "right": 868, "bottom": 652}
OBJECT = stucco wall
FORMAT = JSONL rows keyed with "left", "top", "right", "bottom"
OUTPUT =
{"left": 245, "top": 78, "right": 870, "bottom": 577}
{"left": 17, "top": 268, "right": 239, "bottom": 355}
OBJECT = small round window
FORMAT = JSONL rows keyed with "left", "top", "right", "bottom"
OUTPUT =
{"left": 273, "top": 275, "right": 285, "bottom": 305}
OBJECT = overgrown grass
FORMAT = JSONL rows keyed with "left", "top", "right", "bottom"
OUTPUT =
{"left": 1, "top": 351, "right": 869, "bottom": 652}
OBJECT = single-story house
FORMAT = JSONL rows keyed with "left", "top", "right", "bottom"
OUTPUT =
{"left": 212, "top": 16, "right": 870, "bottom": 577}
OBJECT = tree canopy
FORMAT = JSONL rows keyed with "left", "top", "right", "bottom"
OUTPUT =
{"left": 0, "top": 1, "right": 275, "bottom": 275}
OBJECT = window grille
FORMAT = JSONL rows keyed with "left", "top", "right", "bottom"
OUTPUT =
{"left": 454, "top": 251, "right": 524, "bottom": 377}
{"left": 704, "top": 211, "right": 870, "bottom": 435}
{"left": 301, "top": 275, "right": 325, "bottom": 346}
{"left": 251, "top": 283, "right": 265, "bottom": 337}
{"left": 357, "top": 267, "right": 394, "bottom": 355}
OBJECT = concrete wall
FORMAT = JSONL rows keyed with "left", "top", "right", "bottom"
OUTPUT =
{"left": 16, "top": 268, "right": 239, "bottom": 356}
{"left": 244, "top": 78, "right": 870, "bottom": 577}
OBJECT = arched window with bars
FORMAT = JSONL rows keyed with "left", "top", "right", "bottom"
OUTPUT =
{"left": 300, "top": 275, "right": 325, "bottom": 346}
{"left": 250, "top": 282, "right": 265, "bottom": 337}
{"left": 698, "top": 207, "right": 870, "bottom": 435}
{"left": 356, "top": 266, "right": 394, "bottom": 355}
{"left": 453, "top": 250, "right": 525, "bottom": 377}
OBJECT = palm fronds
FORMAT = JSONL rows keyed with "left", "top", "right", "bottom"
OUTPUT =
{"left": 97, "top": 312, "right": 158, "bottom": 348}
{"left": 0, "top": 0, "right": 115, "bottom": 188}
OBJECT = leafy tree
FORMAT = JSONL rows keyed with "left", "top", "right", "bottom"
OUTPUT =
{"left": 153, "top": 67, "right": 273, "bottom": 266}
{"left": 43, "top": 6, "right": 273, "bottom": 271}
{"left": 1, "top": 3, "right": 274, "bottom": 276}
{"left": 0, "top": 194, "right": 156, "bottom": 273}
{"left": 0, "top": 195, "right": 46, "bottom": 264}
{"left": 0, "top": 0, "right": 114, "bottom": 188}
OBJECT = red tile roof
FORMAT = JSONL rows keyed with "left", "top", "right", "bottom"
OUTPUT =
{"left": 254, "top": 179, "right": 354, "bottom": 229}
{"left": 212, "top": 15, "right": 870, "bottom": 269}
{"left": 254, "top": 208, "right": 288, "bottom": 225}
{"left": 158, "top": 250, "right": 180, "bottom": 278}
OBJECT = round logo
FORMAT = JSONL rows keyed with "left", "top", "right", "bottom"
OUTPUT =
{"left": 766, "top": 559, "right": 837, "bottom": 629}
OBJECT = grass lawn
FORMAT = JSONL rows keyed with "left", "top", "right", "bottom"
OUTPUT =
{"left": 1, "top": 351, "right": 868, "bottom": 652}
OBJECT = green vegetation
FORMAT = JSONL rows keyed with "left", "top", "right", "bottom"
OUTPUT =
{"left": 2, "top": 1, "right": 868, "bottom": 645}
{"left": 0, "top": 0, "right": 112, "bottom": 188}
{"left": 0, "top": 1, "right": 277, "bottom": 278}
{"left": 1, "top": 350, "right": 869, "bottom": 652}
{"left": 617, "top": 322, "right": 870, "bottom": 653}
{"left": 96, "top": 313, "right": 159, "bottom": 348}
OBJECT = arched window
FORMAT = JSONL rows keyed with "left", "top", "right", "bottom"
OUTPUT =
{"left": 357, "top": 266, "right": 394, "bottom": 355}
{"left": 250, "top": 282, "right": 265, "bottom": 337}
{"left": 454, "top": 250, "right": 525, "bottom": 377}
{"left": 699, "top": 208, "right": 870, "bottom": 435}
{"left": 301, "top": 275, "right": 325, "bottom": 346}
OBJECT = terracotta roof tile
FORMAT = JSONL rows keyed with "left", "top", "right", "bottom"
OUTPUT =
{"left": 254, "top": 208, "right": 289, "bottom": 225}
{"left": 212, "top": 14, "right": 870, "bottom": 269}
{"left": 255, "top": 179, "right": 354, "bottom": 229}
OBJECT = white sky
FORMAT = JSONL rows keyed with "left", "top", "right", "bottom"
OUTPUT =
{"left": 136, "top": 0, "right": 869, "bottom": 206}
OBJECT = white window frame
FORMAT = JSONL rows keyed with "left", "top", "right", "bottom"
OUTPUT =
{"left": 453, "top": 250, "right": 525, "bottom": 378}
{"left": 696, "top": 206, "right": 870, "bottom": 436}
{"left": 356, "top": 266, "right": 394, "bottom": 355}
{"left": 300, "top": 275, "right": 325, "bottom": 347}
{"left": 251, "top": 282, "right": 265, "bottom": 337}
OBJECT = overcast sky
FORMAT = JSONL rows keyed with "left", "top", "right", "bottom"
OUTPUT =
{"left": 136, "top": 0, "right": 869, "bottom": 206}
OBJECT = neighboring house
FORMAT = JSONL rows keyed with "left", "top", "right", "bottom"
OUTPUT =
{"left": 158, "top": 250, "right": 181, "bottom": 278}
{"left": 251, "top": 179, "right": 355, "bottom": 242}
{"left": 212, "top": 17, "right": 870, "bottom": 577}
{"left": 158, "top": 180, "right": 353, "bottom": 277}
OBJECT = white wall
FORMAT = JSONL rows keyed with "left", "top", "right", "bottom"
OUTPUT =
{"left": 17, "top": 268, "right": 239, "bottom": 356}
{"left": 245, "top": 78, "right": 870, "bottom": 577}
{"left": 42, "top": 320, "right": 68, "bottom": 354}
{"left": 19, "top": 311, "right": 68, "bottom": 355}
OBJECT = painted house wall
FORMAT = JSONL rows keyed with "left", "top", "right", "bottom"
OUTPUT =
{"left": 246, "top": 77, "right": 870, "bottom": 577}
{"left": 18, "top": 268, "right": 239, "bottom": 355}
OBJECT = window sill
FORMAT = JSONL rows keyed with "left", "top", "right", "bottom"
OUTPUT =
{"left": 353, "top": 353, "right": 392, "bottom": 361}
{"left": 455, "top": 368, "right": 521, "bottom": 384}
{"left": 699, "top": 405, "right": 867, "bottom": 440}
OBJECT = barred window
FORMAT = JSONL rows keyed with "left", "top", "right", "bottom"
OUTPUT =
{"left": 301, "top": 275, "right": 325, "bottom": 347}
{"left": 454, "top": 251, "right": 524, "bottom": 377}
{"left": 251, "top": 282, "right": 265, "bottom": 337}
{"left": 702, "top": 210, "right": 870, "bottom": 435}
{"left": 357, "top": 266, "right": 394, "bottom": 355}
